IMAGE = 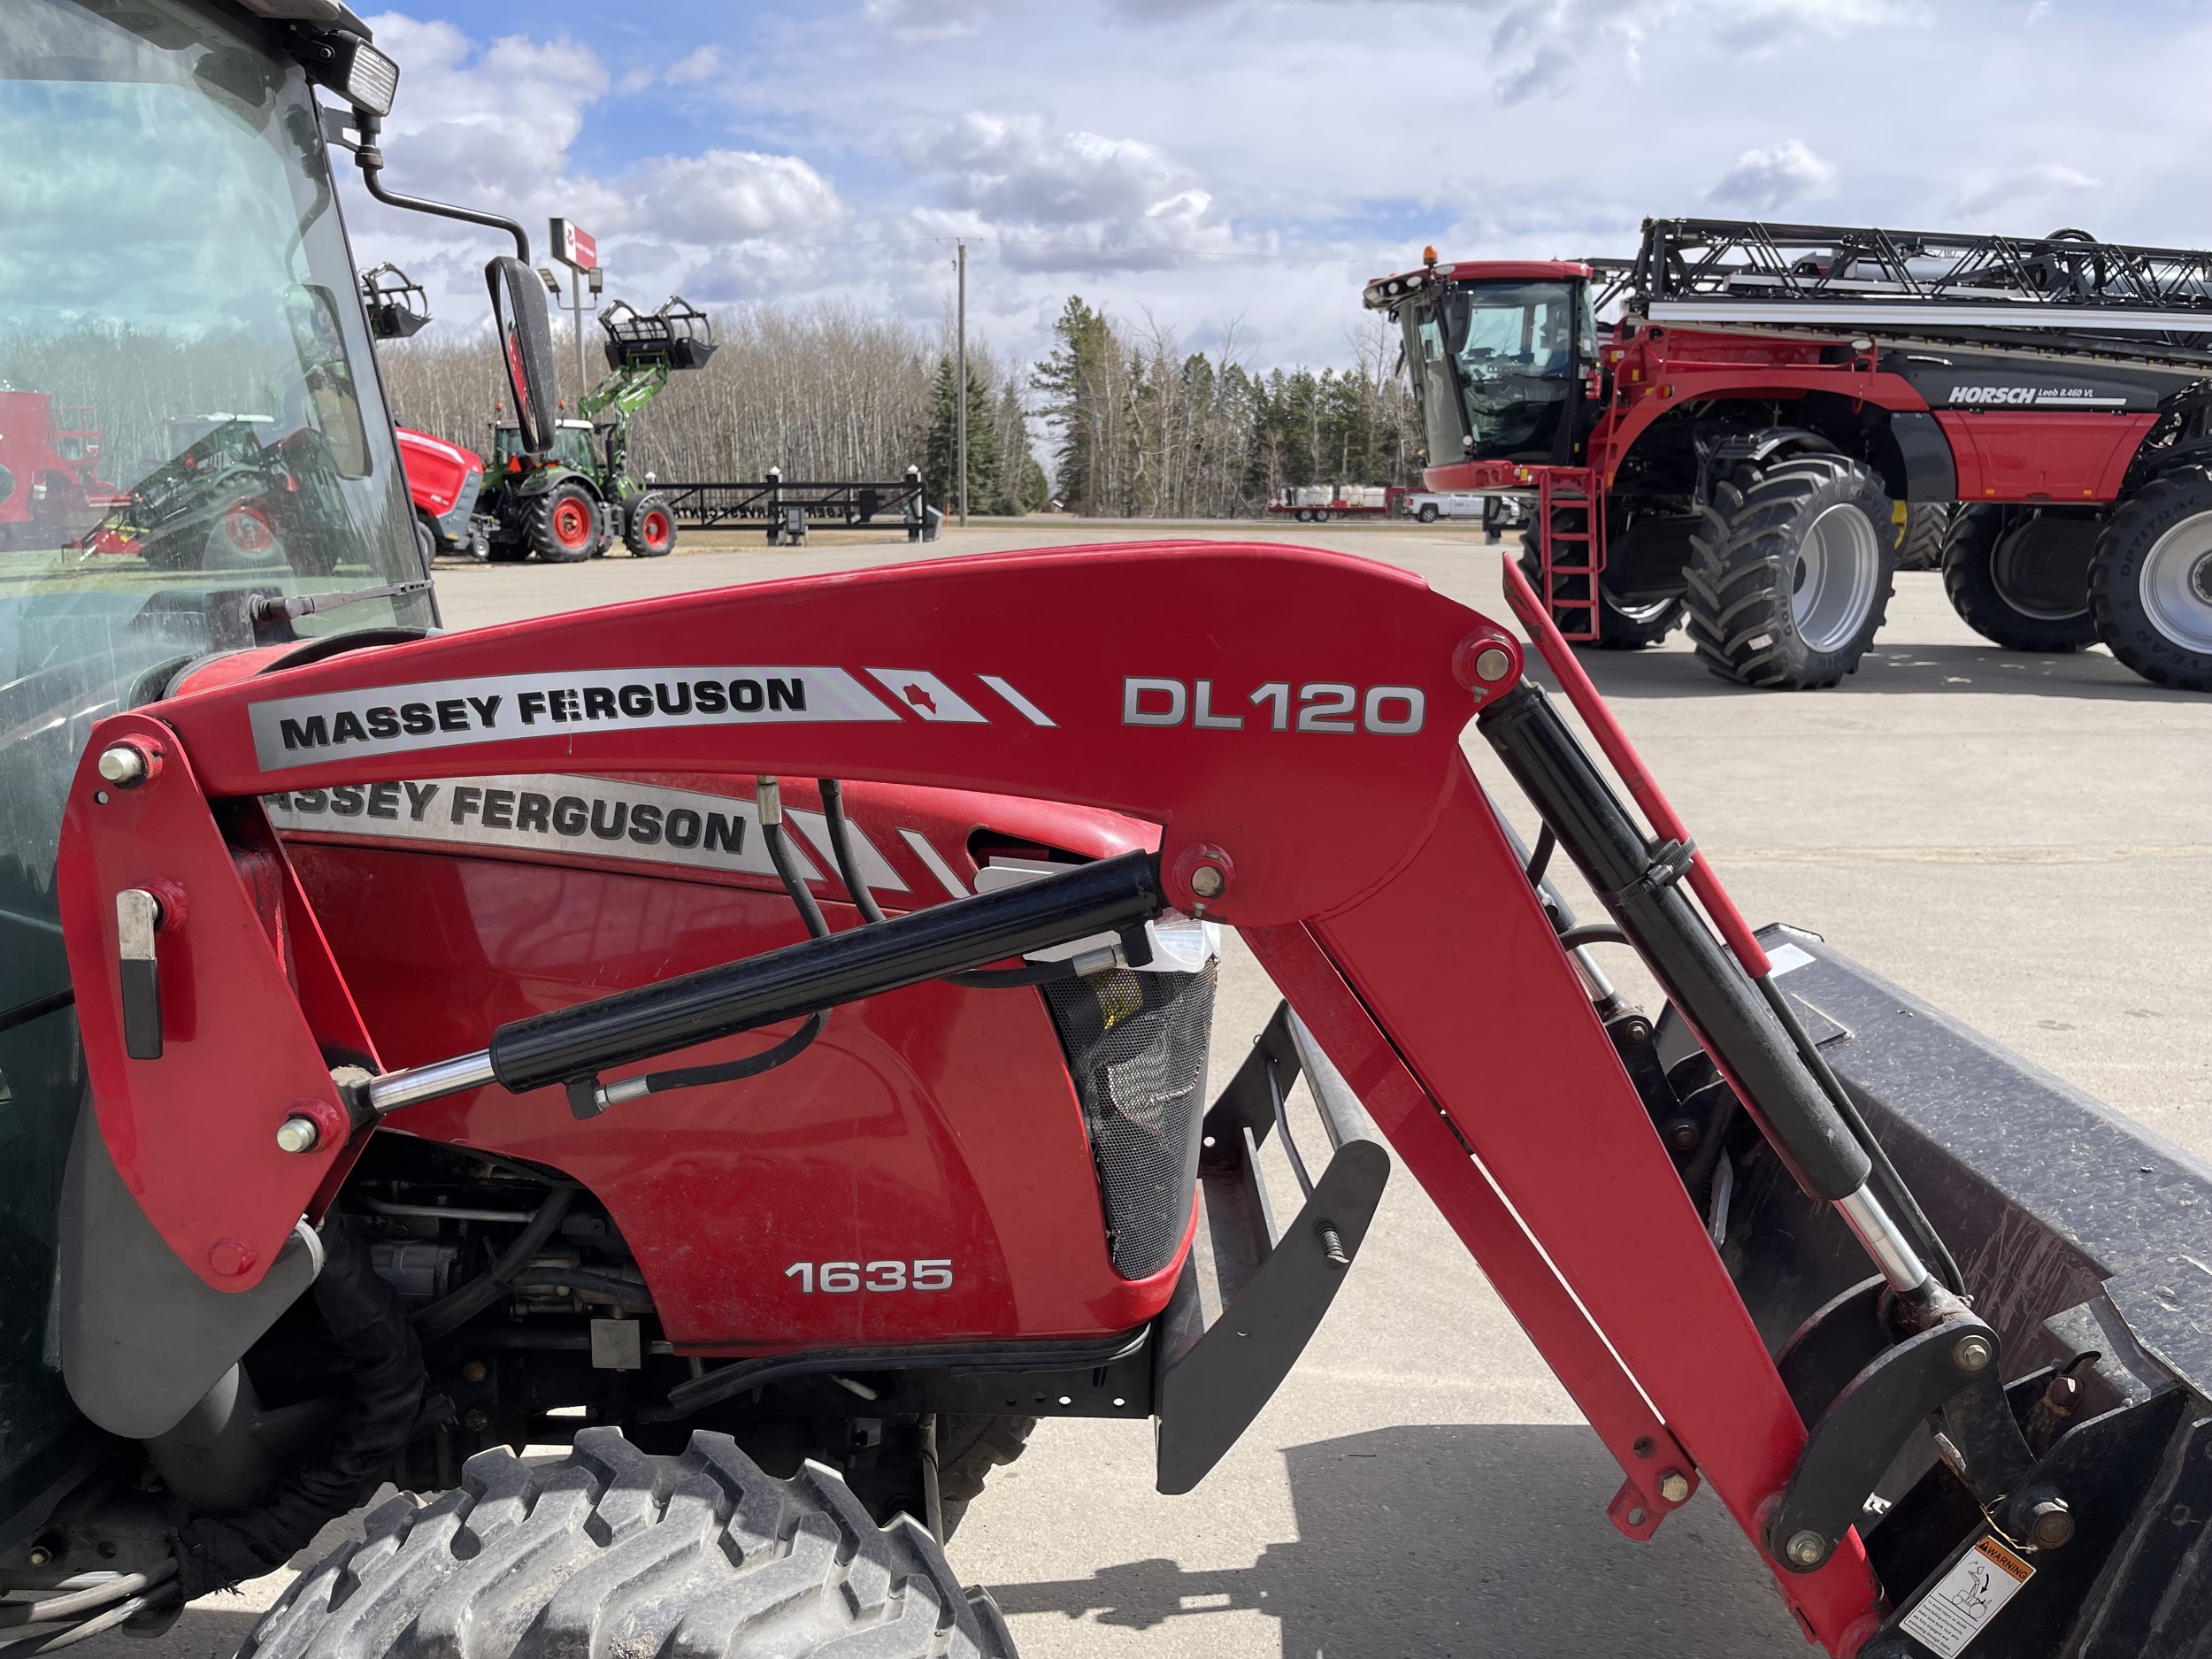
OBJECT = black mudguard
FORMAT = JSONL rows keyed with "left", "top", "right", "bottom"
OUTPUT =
{"left": 58, "top": 1104, "right": 320, "bottom": 1439}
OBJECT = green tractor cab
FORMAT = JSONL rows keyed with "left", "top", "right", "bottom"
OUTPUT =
{"left": 477, "top": 298, "right": 714, "bottom": 563}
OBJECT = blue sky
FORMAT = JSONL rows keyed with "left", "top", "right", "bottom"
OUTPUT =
{"left": 342, "top": 1, "right": 2208, "bottom": 374}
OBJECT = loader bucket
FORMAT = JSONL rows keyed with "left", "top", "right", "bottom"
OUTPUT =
{"left": 600, "top": 296, "right": 717, "bottom": 373}
{"left": 1724, "top": 927, "right": 2212, "bottom": 1657}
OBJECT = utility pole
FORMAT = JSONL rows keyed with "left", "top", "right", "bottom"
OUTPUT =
{"left": 955, "top": 240, "right": 967, "bottom": 528}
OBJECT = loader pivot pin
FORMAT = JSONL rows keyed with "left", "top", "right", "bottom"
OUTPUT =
{"left": 274, "top": 1117, "right": 319, "bottom": 1154}
{"left": 1785, "top": 1529, "right": 1827, "bottom": 1568}
{"left": 96, "top": 741, "right": 156, "bottom": 787}
{"left": 1951, "top": 1333, "right": 1994, "bottom": 1373}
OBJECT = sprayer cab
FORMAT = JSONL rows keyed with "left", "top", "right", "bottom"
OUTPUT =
{"left": 1364, "top": 259, "right": 1602, "bottom": 480}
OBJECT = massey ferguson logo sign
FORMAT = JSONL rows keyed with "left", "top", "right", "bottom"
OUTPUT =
{"left": 245, "top": 665, "right": 1059, "bottom": 772}
{"left": 1946, "top": 383, "right": 2128, "bottom": 409}
{"left": 248, "top": 667, "right": 898, "bottom": 771}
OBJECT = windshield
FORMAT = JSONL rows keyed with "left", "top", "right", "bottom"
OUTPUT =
{"left": 1, "top": 0, "right": 426, "bottom": 1015}
{"left": 1402, "top": 279, "right": 1596, "bottom": 465}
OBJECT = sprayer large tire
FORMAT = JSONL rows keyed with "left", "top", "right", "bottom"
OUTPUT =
{"left": 237, "top": 1428, "right": 1017, "bottom": 1659}
{"left": 2090, "top": 469, "right": 2212, "bottom": 691}
{"left": 1942, "top": 506, "right": 2098, "bottom": 651}
{"left": 526, "top": 481, "right": 598, "bottom": 564}
{"left": 1896, "top": 503, "right": 1953, "bottom": 572}
{"left": 1686, "top": 454, "right": 1896, "bottom": 688}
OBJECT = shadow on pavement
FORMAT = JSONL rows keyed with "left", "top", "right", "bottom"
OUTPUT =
{"left": 1565, "top": 638, "right": 2195, "bottom": 703}
{"left": 988, "top": 1425, "right": 1796, "bottom": 1657}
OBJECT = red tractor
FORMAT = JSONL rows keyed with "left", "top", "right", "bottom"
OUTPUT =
{"left": 0, "top": 391, "right": 119, "bottom": 548}
{"left": 4, "top": 12, "right": 2211, "bottom": 1659}
{"left": 1364, "top": 223, "right": 2212, "bottom": 691}
{"left": 395, "top": 426, "right": 489, "bottom": 562}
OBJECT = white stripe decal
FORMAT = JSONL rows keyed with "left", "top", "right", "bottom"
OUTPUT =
{"left": 865, "top": 669, "right": 987, "bottom": 724}
{"left": 979, "top": 674, "right": 1056, "bottom": 726}
{"left": 248, "top": 665, "right": 899, "bottom": 772}
{"left": 899, "top": 828, "right": 968, "bottom": 897}
{"left": 785, "top": 808, "right": 911, "bottom": 895}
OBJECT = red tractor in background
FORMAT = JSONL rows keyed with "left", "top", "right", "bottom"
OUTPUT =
{"left": 1365, "top": 223, "right": 2212, "bottom": 691}
{"left": 394, "top": 426, "right": 488, "bottom": 562}
{"left": 0, "top": 391, "right": 120, "bottom": 549}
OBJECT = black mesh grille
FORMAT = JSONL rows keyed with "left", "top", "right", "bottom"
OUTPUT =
{"left": 1042, "top": 961, "right": 1217, "bottom": 1280}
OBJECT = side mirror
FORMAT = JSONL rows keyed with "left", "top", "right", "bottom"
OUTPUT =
{"left": 487, "top": 256, "right": 557, "bottom": 457}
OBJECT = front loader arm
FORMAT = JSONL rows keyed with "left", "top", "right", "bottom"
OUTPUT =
{"left": 58, "top": 539, "right": 1885, "bottom": 1647}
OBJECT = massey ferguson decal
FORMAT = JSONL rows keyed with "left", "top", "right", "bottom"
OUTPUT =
{"left": 265, "top": 772, "right": 826, "bottom": 882}
{"left": 247, "top": 666, "right": 901, "bottom": 771}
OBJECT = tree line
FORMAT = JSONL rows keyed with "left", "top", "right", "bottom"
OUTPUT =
{"left": 373, "top": 295, "right": 1424, "bottom": 519}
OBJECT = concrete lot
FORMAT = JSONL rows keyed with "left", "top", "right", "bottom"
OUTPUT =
{"left": 91, "top": 522, "right": 2209, "bottom": 1659}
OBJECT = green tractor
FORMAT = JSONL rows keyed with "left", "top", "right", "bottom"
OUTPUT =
{"left": 480, "top": 297, "right": 714, "bottom": 563}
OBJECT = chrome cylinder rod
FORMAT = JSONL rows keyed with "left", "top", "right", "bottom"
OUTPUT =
{"left": 366, "top": 1049, "right": 495, "bottom": 1115}
{"left": 1834, "top": 1185, "right": 1932, "bottom": 1295}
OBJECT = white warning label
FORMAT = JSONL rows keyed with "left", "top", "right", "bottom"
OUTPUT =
{"left": 1899, "top": 1534, "right": 2035, "bottom": 1659}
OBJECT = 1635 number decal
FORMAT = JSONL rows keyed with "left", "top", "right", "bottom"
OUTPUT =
{"left": 784, "top": 1258, "right": 954, "bottom": 1294}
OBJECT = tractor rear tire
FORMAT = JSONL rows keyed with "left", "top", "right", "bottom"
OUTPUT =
{"left": 625, "top": 492, "right": 677, "bottom": 557}
{"left": 1896, "top": 503, "right": 1953, "bottom": 572}
{"left": 237, "top": 1428, "right": 1016, "bottom": 1659}
{"left": 1942, "top": 506, "right": 2099, "bottom": 651}
{"left": 527, "top": 482, "right": 597, "bottom": 564}
{"left": 1686, "top": 453, "right": 1896, "bottom": 688}
{"left": 2090, "top": 469, "right": 2212, "bottom": 691}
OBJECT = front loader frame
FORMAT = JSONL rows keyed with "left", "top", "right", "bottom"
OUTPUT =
{"left": 49, "top": 541, "right": 2201, "bottom": 1653}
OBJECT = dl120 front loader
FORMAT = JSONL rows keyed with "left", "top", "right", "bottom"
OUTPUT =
{"left": 4, "top": 5, "right": 2209, "bottom": 1658}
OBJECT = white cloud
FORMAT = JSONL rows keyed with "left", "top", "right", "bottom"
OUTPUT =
{"left": 664, "top": 46, "right": 721, "bottom": 85}
{"left": 1707, "top": 139, "right": 1836, "bottom": 211}
{"left": 628, "top": 151, "right": 845, "bottom": 242}
{"left": 1951, "top": 164, "right": 2098, "bottom": 220}
{"left": 864, "top": 0, "right": 1021, "bottom": 39}
{"left": 345, "top": 14, "right": 848, "bottom": 327}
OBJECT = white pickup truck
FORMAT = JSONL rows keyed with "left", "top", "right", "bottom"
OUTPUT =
{"left": 1403, "top": 492, "right": 1527, "bottom": 534}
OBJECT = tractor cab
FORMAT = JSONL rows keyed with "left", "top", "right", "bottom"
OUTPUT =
{"left": 1364, "top": 257, "right": 1600, "bottom": 481}
{"left": 495, "top": 419, "right": 599, "bottom": 476}
{"left": 1, "top": 0, "right": 443, "bottom": 1498}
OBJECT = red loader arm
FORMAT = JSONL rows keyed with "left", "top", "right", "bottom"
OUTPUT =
{"left": 59, "top": 541, "right": 1888, "bottom": 1646}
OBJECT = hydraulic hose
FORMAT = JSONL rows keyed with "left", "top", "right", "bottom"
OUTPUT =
{"left": 1479, "top": 682, "right": 1872, "bottom": 1203}
{"left": 170, "top": 1221, "right": 426, "bottom": 1598}
{"left": 414, "top": 1185, "right": 578, "bottom": 1342}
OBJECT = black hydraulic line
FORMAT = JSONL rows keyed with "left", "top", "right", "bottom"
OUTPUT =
{"left": 762, "top": 811, "right": 830, "bottom": 941}
{"left": 1755, "top": 974, "right": 1966, "bottom": 1295}
{"left": 0, "top": 988, "right": 73, "bottom": 1036}
{"left": 613, "top": 787, "right": 832, "bottom": 1102}
{"left": 488, "top": 849, "right": 1164, "bottom": 1096}
{"left": 1525, "top": 825, "right": 1557, "bottom": 887}
{"left": 817, "top": 780, "right": 886, "bottom": 926}
{"left": 349, "top": 111, "right": 529, "bottom": 259}
{"left": 1478, "top": 683, "right": 1872, "bottom": 1203}
{"left": 170, "top": 1222, "right": 426, "bottom": 1598}
{"left": 507, "top": 1266, "right": 655, "bottom": 1312}
{"left": 414, "top": 1186, "right": 578, "bottom": 1341}
{"left": 1557, "top": 924, "right": 1629, "bottom": 951}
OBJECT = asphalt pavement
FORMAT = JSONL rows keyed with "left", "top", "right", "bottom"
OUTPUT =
{"left": 85, "top": 521, "right": 2210, "bottom": 1659}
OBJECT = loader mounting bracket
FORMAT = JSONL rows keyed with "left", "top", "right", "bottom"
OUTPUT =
{"left": 1153, "top": 1000, "right": 1390, "bottom": 1495}
{"left": 1768, "top": 1315, "right": 2015, "bottom": 1572}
